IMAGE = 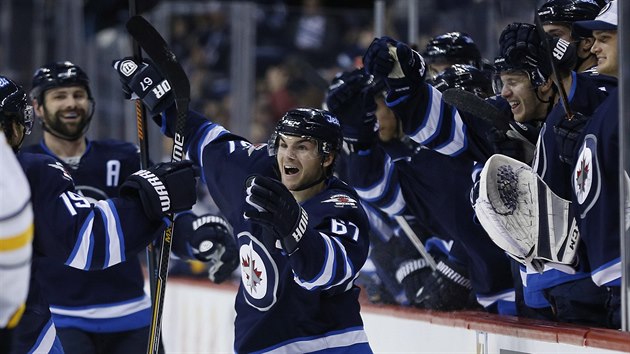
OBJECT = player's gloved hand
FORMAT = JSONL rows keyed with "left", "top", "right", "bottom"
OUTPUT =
{"left": 112, "top": 57, "right": 175, "bottom": 115}
{"left": 499, "top": 23, "right": 541, "bottom": 68}
{"left": 554, "top": 112, "right": 589, "bottom": 164}
{"left": 175, "top": 213, "right": 239, "bottom": 283}
{"left": 324, "top": 68, "right": 379, "bottom": 151}
{"left": 363, "top": 37, "right": 426, "bottom": 99}
{"left": 120, "top": 160, "right": 198, "bottom": 221}
{"left": 414, "top": 258, "right": 475, "bottom": 311}
{"left": 244, "top": 175, "right": 308, "bottom": 254}
{"left": 486, "top": 122, "right": 537, "bottom": 164}
{"left": 395, "top": 258, "right": 432, "bottom": 307}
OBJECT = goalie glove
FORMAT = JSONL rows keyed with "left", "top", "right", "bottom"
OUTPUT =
{"left": 474, "top": 154, "right": 580, "bottom": 273}
{"left": 244, "top": 175, "right": 309, "bottom": 254}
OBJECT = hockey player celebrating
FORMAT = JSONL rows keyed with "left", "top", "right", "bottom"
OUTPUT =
{"left": 0, "top": 75, "right": 198, "bottom": 353}
{"left": 114, "top": 58, "right": 373, "bottom": 353}
{"left": 19, "top": 61, "right": 204, "bottom": 353}
{"left": 326, "top": 68, "right": 514, "bottom": 313}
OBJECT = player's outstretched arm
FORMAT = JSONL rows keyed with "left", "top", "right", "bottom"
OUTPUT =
{"left": 29, "top": 158, "right": 198, "bottom": 270}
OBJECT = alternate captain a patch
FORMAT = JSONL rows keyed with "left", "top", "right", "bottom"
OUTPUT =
{"left": 573, "top": 134, "right": 601, "bottom": 218}
{"left": 321, "top": 194, "right": 358, "bottom": 208}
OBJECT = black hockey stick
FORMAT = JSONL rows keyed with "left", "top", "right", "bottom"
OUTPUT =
{"left": 126, "top": 15, "right": 191, "bottom": 354}
{"left": 128, "top": 0, "right": 158, "bottom": 318}
{"left": 441, "top": 88, "right": 511, "bottom": 132}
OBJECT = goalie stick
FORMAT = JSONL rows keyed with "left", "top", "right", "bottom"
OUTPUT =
{"left": 128, "top": 0, "right": 158, "bottom": 318}
{"left": 126, "top": 15, "right": 191, "bottom": 354}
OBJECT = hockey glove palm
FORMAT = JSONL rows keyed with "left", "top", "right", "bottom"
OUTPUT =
{"left": 175, "top": 213, "right": 238, "bottom": 283}
{"left": 120, "top": 160, "right": 198, "bottom": 221}
{"left": 363, "top": 37, "right": 426, "bottom": 99}
{"left": 324, "top": 68, "right": 378, "bottom": 151}
{"left": 244, "top": 175, "right": 308, "bottom": 254}
{"left": 112, "top": 57, "right": 175, "bottom": 116}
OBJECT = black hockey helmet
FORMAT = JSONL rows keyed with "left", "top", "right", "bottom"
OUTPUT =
{"left": 0, "top": 76, "right": 34, "bottom": 136}
{"left": 537, "top": 0, "right": 602, "bottom": 25}
{"left": 30, "top": 61, "right": 92, "bottom": 103}
{"left": 428, "top": 64, "right": 494, "bottom": 98}
{"left": 422, "top": 32, "right": 482, "bottom": 67}
{"left": 268, "top": 108, "right": 343, "bottom": 158}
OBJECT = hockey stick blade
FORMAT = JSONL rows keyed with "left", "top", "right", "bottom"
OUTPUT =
{"left": 126, "top": 15, "right": 190, "bottom": 354}
{"left": 441, "top": 89, "right": 511, "bottom": 131}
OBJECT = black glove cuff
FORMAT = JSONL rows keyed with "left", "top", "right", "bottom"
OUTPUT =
{"left": 280, "top": 206, "right": 309, "bottom": 254}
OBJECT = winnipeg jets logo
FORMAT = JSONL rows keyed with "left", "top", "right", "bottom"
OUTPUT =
{"left": 48, "top": 162, "right": 73, "bottom": 182}
{"left": 322, "top": 194, "right": 358, "bottom": 208}
{"left": 575, "top": 157, "right": 590, "bottom": 195}
{"left": 241, "top": 254, "right": 263, "bottom": 293}
{"left": 238, "top": 232, "right": 279, "bottom": 311}
{"left": 573, "top": 135, "right": 600, "bottom": 217}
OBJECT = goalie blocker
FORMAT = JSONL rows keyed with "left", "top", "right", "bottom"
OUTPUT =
{"left": 474, "top": 154, "right": 579, "bottom": 273}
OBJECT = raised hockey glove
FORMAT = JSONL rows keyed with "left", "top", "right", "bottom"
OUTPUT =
{"left": 364, "top": 37, "right": 426, "bottom": 99}
{"left": 324, "top": 68, "right": 378, "bottom": 151}
{"left": 175, "top": 213, "right": 239, "bottom": 283}
{"left": 112, "top": 57, "right": 175, "bottom": 115}
{"left": 499, "top": 23, "right": 541, "bottom": 68}
{"left": 244, "top": 175, "right": 308, "bottom": 254}
{"left": 120, "top": 160, "right": 198, "bottom": 221}
{"left": 554, "top": 112, "right": 589, "bottom": 164}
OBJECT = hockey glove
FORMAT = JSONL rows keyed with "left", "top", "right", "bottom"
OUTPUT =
{"left": 175, "top": 213, "right": 239, "bottom": 283}
{"left": 112, "top": 57, "right": 175, "bottom": 116}
{"left": 244, "top": 175, "right": 308, "bottom": 254}
{"left": 499, "top": 23, "right": 541, "bottom": 68}
{"left": 364, "top": 37, "right": 426, "bottom": 100}
{"left": 554, "top": 112, "right": 589, "bottom": 164}
{"left": 120, "top": 160, "right": 198, "bottom": 221}
{"left": 486, "top": 121, "right": 537, "bottom": 164}
{"left": 395, "top": 258, "right": 432, "bottom": 307}
{"left": 414, "top": 258, "right": 474, "bottom": 311}
{"left": 324, "top": 68, "right": 378, "bottom": 151}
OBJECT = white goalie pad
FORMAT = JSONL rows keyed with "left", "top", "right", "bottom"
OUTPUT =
{"left": 474, "top": 154, "right": 579, "bottom": 274}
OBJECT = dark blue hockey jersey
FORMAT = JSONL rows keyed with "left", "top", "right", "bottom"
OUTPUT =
{"left": 21, "top": 140, "right": 151, "bottom": 333}
{"left": 571, "top": 88, "right": 622, "bottom": 287}
{"left": 343, "top": 139, "right": 515, "bottom": 311}
{"left": 12, "top": 152, "right": 164, "bottom": 354}
{"left": 523, "top": 72, "right": 611, "bottom": 308}
{"left": 181, "top": 111, "right": 372, "bottom": 353}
